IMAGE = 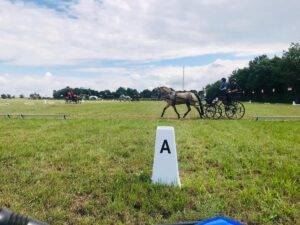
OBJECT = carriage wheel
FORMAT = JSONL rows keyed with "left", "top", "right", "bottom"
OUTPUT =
{"left": 213, "top": 104, "right": 223, "bottom": 119}
{"left": 204, "top": 104, "right": 216, "bottom": 119}
{"left": 232, "top": 101, "right": 245, "bottom": 119}
{"left": 225, "top": 101, "right": 245, "bottom": 119}
{"left": 224, "top": 104, "right": 236, "bottom": 119}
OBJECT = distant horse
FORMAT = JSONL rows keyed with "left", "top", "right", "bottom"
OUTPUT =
{"left": 154, "top": 86, "right": 204, "bottom": 119}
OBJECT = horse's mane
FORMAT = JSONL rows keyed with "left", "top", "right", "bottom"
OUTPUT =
{"left": 157, "top": 86, "right": 174, "bottom": 92}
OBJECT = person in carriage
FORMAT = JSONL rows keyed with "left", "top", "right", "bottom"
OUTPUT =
{"left": 228, "top": 78, "right": 240, "bottom": 94}
{"left": 227, "top": 77, "right": 241, "bottom": 103}
{"left": 66, "top": 90, "right": 71, "bottom": 100}
{"left": 71, "top": 91, "right": 77, "bottom": 101}
{"left": 218, "top": 77, "right": 228, "bottom": 101}
{"left": 207, "top": 77, "right": 229, "bottom": 104}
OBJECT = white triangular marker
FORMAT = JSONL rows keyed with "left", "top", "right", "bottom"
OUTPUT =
{"left": 152, "top": 126, "right": 181, "bottom": 187}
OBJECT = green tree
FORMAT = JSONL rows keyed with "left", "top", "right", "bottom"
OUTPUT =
{"left": 205, "top": 43, "right": 300, "bottom": 103}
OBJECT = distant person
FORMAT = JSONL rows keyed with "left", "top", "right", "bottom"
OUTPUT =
{"left": 67, "top": 91, "right": 72, "bottom": 99}
{"left": 71, "top": 90, "right": 75, "bottom": 98}
{"left": 66, "top": 89, "right": 75, "bottom": 100}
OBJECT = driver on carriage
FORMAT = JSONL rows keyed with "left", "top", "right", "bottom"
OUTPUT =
{"left": 207, "top": 77, "right": 228, "bottom": 104}
{"left": 219, "top": 77, "right": 228, "bottom": 97}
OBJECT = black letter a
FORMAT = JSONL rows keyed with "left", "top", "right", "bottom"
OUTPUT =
{"left": 160, "top": 140, "right": 171, "bottom": 154}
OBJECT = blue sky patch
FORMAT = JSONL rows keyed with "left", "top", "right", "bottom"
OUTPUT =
{"left": 0, "top": 53, "right": 252, "bottom": 77}
{"left": 10, "top": 0, "right": 78, "bottom": 12}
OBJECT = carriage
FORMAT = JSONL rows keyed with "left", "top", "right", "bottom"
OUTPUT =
{"left": 195, "top": 91, "right": 245, "bottom": 120}
{"left": 202, "top": 95, "right": 245, "bottom": 120}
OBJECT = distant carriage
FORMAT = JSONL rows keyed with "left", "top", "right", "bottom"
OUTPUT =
{"left": 119, "top": 94, "right": 132, "bottom": 101}
{"left": 89, "top": 95, "right": 99, "bottom": 100}
{"left": 65, "top": 94, "right": 82, "bottom": 104}
{"left": 131, "top": 94, "right": 140, "bottom": 101}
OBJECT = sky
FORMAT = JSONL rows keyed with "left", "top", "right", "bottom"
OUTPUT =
{"left": 0, "top": 0, "right": 299, "bottom": 96}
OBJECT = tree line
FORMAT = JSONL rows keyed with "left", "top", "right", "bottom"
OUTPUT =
{"left": 0, "top": 93, "right": 43, "bottom": 99}
{"left": 205, "top": 43, "right": 300, "bottom": 103}
{"left": 53, "top": 87, "right": 158, "bottom": 100}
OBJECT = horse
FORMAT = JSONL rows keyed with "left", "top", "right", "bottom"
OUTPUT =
{"left": 154, "top": 86, "right": 204, "bottom": 119}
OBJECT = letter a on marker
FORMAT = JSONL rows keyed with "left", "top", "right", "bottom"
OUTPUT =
{"left": 160, "top": 140, "right": 171, "bottom": 154}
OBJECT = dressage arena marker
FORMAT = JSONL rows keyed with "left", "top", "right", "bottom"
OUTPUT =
{"left": 254, "top": 116, "right": 300, "bottom": 121}
{"left": 152, "top": 126, "right": 181, "bottom": 187}
{"left": 0, "top": 114, "right": 68, "bottom": 119}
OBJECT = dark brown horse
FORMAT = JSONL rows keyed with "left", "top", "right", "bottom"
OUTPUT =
{"left": 154, "top": 86, "right": 204, "bottom": 119}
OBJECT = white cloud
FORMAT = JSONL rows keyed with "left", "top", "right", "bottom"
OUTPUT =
{"left": 141, "top": 59, "right": 248, "bottom": 90}
{"left": 0, "top": 0, "right": 298, "bottom": 65}
{"left": 0, "top": 59, "right": 248, "bottom": 96}
{"left": 75, "top": 67, "right": 129, "bottom": 74}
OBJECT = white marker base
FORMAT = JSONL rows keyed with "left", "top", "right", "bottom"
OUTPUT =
{"left": 152, "top": 126, "right": 181, "bottom": 187}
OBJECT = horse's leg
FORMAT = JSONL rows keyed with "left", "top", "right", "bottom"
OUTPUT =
{"left": 173, "top": 105, "right": 180, "bottom": 119}
{"left": 193, "top": 105, "right": 203, "bottom": 118}
{"left": 193, "top": 100, "right": 204, "bottom": 118}
{"left": 183, "top": 103, "right": 191, "bottom": 118}
{"left": 199, "top": 102, "right": 204, "bottom": 117}
{"left": 161, "top": 104, "right": 170, "bottom": 118}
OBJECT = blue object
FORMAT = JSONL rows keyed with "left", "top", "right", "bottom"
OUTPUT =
{"left": 195, "top": 217, "right": 244, "bottom": 225}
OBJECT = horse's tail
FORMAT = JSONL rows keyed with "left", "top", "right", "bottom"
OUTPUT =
{"left": 191, "top": 90, "right": 204, "bottom": 116}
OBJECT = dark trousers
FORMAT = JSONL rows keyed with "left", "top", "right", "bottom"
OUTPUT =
{"left": 209, "top": 90, "right": 228, "bottom": 104}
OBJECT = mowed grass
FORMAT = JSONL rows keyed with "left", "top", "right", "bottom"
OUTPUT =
{"left": 0, "top": 99, "right": 299, "bottom": 225}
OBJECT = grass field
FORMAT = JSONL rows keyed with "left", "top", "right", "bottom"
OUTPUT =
{"left": 0, "top": 99, "right": 299, "bottom": 225}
